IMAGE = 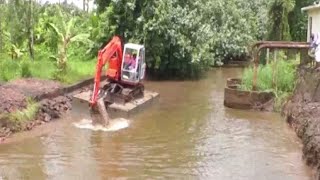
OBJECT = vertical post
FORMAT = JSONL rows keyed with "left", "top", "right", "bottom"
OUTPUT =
{"left": 272, "top": 50, "right": 277, "bottom": 88}
{"left": 300, "top": 49, "right": 309, "bottom": 66}
{"left": 252, "top": 62, "right": 258, "bottom": 91}
{"left": 298, "top": 49, "right": 301, "bottom": 64}
{"left": 266, "top": 48, "right": 270, "bottom": 64}
{"left": 252, "top": 50, "right": 259, "bottom": 91}
{"left": 0, "top": 6, "right": 2, "bottom": 53}
{"left": 28, "top": 0, "right": 34, "bottom": 60}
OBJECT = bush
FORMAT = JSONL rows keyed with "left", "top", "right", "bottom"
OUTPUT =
{"left": 20, "top": 61, "right": 32, "bottom": 78}
{"left": 240, "top": 59, "right": 297, "bottom": 111}
{"left": 0, "top": 59, "right": 20, "bottom": 81}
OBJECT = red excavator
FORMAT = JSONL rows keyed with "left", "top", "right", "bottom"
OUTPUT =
{"left": 89, "top": 36, "right": 146, "bottom": 124}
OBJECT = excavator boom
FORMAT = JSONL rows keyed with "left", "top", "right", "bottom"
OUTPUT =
{"left": 90, "top": 36, "right": 123, "bottom": 107}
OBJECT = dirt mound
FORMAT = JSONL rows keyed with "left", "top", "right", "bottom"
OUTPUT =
{"left": 0, "top": 78, "right": 63, "bottom": 114}
{"left": 282, "top": 67, "right": 320, "bottom": 179}
{"left": 37, "top": 96, "right": 72, "bottom": 122}
{"left": 0, "top": 76, "right": 96, "bottom": 143}
{"left": 0, "top": 87, "right": 27, "bottom": 113}
{"left": 3, "top": 78, "right": 62, "bottom": 98}
{"left": 0, "top": 95, "right": 73, "bottom": 143}
{"left": 0, "top": 78, "right": 69, "bottom": 143}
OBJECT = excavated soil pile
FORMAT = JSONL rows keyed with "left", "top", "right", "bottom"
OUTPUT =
{"left": 0, "top": 78, "right": 73, "bottom": 142}
{"left": 0, "top": 86, "right": 27, "bottom": 113}
{"left": 37, "top": 96, "right": 72, "bottom": 122}
{"left": 3, "top": 78, "right": 61, "bottom": 99}
{"left": 282, "top": 67, "right": 320, "bottom": 178}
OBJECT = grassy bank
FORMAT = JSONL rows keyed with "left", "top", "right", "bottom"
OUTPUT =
{"left": 240, "top": 60, "right": 298, "bottom": 111}
{"left": 0, "top": 54, "right": 96, "bottom": 84}
{"left": 0, "top": 99, "right": 39, "bottom": 132}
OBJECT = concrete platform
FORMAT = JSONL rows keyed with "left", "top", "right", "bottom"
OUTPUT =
{"left": 72, "top": 90, "right": 159, "bottom": 118}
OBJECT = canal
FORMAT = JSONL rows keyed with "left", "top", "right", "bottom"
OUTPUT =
{"left": 0, "top": 68, "right": 312, "bottom": 179}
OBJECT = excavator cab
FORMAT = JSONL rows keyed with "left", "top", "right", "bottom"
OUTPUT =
{"left": 121, "top": 43, "right": 146, "bottom": 84}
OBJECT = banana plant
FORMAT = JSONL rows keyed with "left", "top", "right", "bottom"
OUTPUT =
{"left": 47, "top": 7, "right": 92, "bottom": 74}
{"left": 9, "top": 44, "right": 25, "bottom": 59}
{"left": 2, "top": 31, "right": 25, "bottom": 59}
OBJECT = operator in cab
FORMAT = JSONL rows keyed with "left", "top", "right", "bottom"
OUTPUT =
{"left": 129, "top": 53, "right": 137, "bottom": 70}
{"left": 125, "top": 53, "right": 137, "bottom": 70}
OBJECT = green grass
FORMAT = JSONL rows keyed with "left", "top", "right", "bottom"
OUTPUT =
{"left": 0, "top": 54, "right": 97, "bottom": 84}
{"left": 240, "top": 59, "right": 298, "bottom": 111}
{"left": 8, "top": 98, "right": 39, "bottom": 123}
{"left": 62, "top": 60, "right": 96, "bottom": 84}
{"left": 0, "top": 98, "right": 39, "bottom": 132}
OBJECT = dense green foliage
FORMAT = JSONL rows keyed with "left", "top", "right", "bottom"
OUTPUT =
{"left": 0, "top": 0, "right": 316, "bottom": 82}
{"left": 0, "top": 2, "right": 95, "bottom": 83}
{"left": 289, "top": 0, "right": 316, "bottom": 41}
{"left": 92, "top": 0, "right": 274, "bottom": 79}
{"left": 268, "top": 0, "right": 295, "bottom": 41}
{"left": 241, "top": 59, "right": 297, "bottom": 111}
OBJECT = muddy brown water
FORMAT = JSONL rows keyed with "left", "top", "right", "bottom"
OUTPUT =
{"left": 0, "top": 68, "right": 313, "bottom": 179}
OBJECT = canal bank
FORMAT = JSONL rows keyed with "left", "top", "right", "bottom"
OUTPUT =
{"left": 283, "top": 67, "right": 320, "bottom": 179}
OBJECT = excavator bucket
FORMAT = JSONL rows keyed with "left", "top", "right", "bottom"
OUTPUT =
{"left": 90, "top": 98, "right": 110, "bottom": 126}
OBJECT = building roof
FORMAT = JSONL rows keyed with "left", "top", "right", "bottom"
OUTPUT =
{"left": 302, "top": 2, "right": 320, "bottom": 12}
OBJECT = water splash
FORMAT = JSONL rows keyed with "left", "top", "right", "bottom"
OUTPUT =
{"left": 73, "top": 118, "right": 130, "bottom": 132}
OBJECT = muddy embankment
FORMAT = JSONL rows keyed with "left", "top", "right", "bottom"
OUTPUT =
{"left": 0, "top": 78, "right": 95, "bottom": 143}
{"left": 282, "top": 67, "right": 320, "bottom": 179}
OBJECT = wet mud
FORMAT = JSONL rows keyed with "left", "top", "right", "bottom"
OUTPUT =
{"left": 283, "top": 67, "right": 320, "bottom": 179}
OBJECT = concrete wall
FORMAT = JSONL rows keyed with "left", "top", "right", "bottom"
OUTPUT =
{"left": 224, "top": 78, "right": 275, "bottom": 110}
{"left": 307, "top": 9, "right": 320, "bottom": 42}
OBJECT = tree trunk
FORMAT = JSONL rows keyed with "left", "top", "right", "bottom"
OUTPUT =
{"left": 0, "top": 0, "right": 4, "bottom": 53}
{"left": 27, "top": 0, "right": 34, "bottom": 60}
{"left": 0, "top": 10, "right": 2, "bottom": 53}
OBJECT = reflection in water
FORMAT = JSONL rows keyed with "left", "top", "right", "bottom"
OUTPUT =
{"left": 0, "top": 68, "right": 312, "bottom": 180}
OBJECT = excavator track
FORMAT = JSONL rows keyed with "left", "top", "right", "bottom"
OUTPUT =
{"left": 102, "top": 82, "right": 144, "bottom": 105}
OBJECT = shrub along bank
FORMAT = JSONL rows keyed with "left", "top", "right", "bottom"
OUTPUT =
{"left": 240, "top": 59, "right": 298, "bottom": 111}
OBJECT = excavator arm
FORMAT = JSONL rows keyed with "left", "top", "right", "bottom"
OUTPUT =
{"left": 90, "top": 36, "right": 123, "bottom": 107}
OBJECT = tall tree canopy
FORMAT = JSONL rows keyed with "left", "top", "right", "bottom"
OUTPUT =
{"left": 267, "top": 0, "right": 295, "bottom": 41}
{"left": 289, "top": 0, "right": 316, "bottom": 41}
